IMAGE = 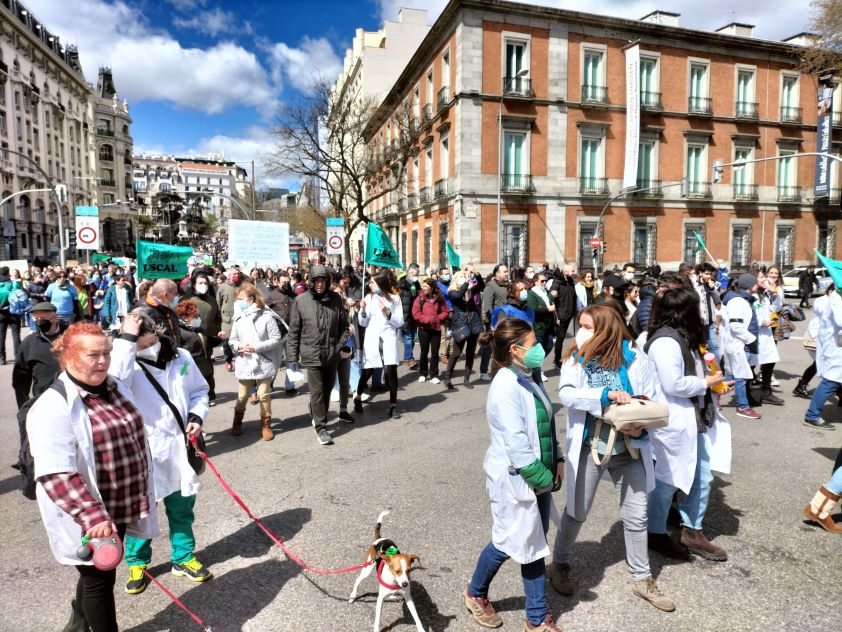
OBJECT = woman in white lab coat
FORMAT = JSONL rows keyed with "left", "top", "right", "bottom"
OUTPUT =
{"left": 805, "top": 286, "right": 842, "bottom": 428}
{"left": 644, "top": 287, "right": 731, "bottom": 562}
{"left": 464, "top": 318, "right": 564, "bottom": 631}
{"left": 755, "top": 270, "right": 784, "bottom": 405}
{"left": 354, "top": 272, "right": 404, "bottom": 419}
{"left": 719, "top": 274, "right": 759, "bottom": 417}
{"left": 551, "top": 304, "right": 674, "bottom": 612}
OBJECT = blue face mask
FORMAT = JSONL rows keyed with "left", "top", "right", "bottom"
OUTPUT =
{"left": 519, "top": 289, "right": 528, "bottom": 301}
{"left": 235, "top": 299, "right": 250, "bottom": 311}
{"left": 442, "top": 275, "right": 452, "bottom": 282}
{"left": 170, "top": 295, "right": 180, "bottom": 309}
{"left": 374, "top": 287, "right": 382, "bottom": 296}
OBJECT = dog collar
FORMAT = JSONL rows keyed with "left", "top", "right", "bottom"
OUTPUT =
{"left": 377, "top": 560, "right": 400, "bottom": 591}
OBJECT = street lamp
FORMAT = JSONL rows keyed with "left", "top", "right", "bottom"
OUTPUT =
{"left": 497, "top": 68, "right": 529, "bottom": 265}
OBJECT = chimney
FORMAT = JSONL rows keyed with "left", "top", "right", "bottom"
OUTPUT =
{"left": 640, "top": 11, "right": 680, "bottom": 27}
{"left": 97, "top": 67, "right": 117, "bottom": 99}
{"left": 716, "top": 22, "right": 755, "bottom": 38}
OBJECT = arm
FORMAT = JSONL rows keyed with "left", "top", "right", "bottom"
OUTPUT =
{"left": 107, "top": 336, "right": 139, "bottom": 384}
{"left": 575, "top": 284, "right": 586, "bottom": 311}
{"left": 411, "top": 295, "right": 428, "bottom": 325}
{"left": 558, "top": 358, "right": 610, "bottom": 418}
{"left": 184, "top": 353, "right": 210, "bottom": 423}
{"left": 284, "top": 300, "right": 302, "bottom": 362}
{"left": 228, "top": 317, "right": 241, "bottom": 353}
{"left": 252, "top": 313, "right": 282, "bottom": 353}
{"left": 357, "top": 294, "right": 371, "bottom": 327}
{"left": 648, "top": 338, "right": 707, "bottom": 399}
{"left": 387, "top": 295, "right": 404, "bottom": 329}
{"left": 12, "top": 344, "right": 32, "bottom": 408}
{"left": 728, "top": 300, "right": 757, "bottom": 345}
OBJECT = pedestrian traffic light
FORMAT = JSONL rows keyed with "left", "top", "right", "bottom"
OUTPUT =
{"left": 66, "top": 228, "right": 76, "bottom": 249}
{"left": 55, "top": 184, "right": 67, "bottom": 203}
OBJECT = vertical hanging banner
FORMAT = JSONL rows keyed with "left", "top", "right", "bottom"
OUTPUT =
{"left": 814, "top": 85, "right": 833, "bottom": 198}
{"left": 75, "top": 206, "right": 100, "bottom": 251}
{"left": 623, "top": 43, "right": 641, "bottom": 190}
{"left": 325, "top": 217, "right": 345, "bottom": 255}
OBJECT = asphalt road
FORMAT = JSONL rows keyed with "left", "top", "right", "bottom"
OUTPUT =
{"left": 0, "top": 330, "right": 840, "bottom": 632}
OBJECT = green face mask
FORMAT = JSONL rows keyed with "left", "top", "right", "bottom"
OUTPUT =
{"left": 518, "top": 343, "right": 546, "bottom": 369}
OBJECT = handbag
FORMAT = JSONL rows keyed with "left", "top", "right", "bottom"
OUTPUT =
{"left": 593, "top": 396, "right": 669, "bottom": 466}
{"left": 452, "top": 323, "right": 470, "bottom": 344}
{"left": 802, "top": 329, "right": 817, "bottom": 351}
{"left": 138, "top": 363, "right": 206, "bottom": 475}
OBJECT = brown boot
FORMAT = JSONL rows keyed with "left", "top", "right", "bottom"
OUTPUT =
{"left": 231, "top": 410, "right": 245, "bottom": 436}
{"left": 680, "top": 527, "right": 727, "bottom": 561}
{"left": 804, "top": 485, "right": 842, "bottom": 533}
{"left": 260, "top": 413, "right": 274, "bottom": 441}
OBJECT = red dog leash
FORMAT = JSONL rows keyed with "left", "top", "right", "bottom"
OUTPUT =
{"left": 377, "top": 561, "right": 400, "bottom": 590}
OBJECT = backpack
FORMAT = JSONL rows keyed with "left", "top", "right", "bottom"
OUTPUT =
{"left": 9, "top": 288, "right": 31, "bottom": 316}
{"left": 17, "top": 379, "right": 67, "bottom": 500}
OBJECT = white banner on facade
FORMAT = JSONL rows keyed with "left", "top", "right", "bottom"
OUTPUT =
{"left": 623, "top": 43, "right": 641, "bottom": 190}
{"left": 228, "top": 219, "right": 291, "bottom": 269}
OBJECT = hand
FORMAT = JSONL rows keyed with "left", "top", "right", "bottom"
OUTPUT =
{"left": 86, "top": 520, "right": 116, "bottom": 539}
{"left": 621, "top": 423, "right": 645, "bottom": 437}
{"left": 185, "top": 421, "right": 202, "bottom": 438}
{"left": 217, "top": 330, "right": 228, "bottom": 340}
{"left": 287, "top": 361, "right": 300, "bottom": 373}
{"left": 609, "top": 390, "right": 631, "bottom": 405}
{"left": 122, "top": 313, "right": 142, "bottom": 336}
{"left": 548, "top": 304, "right": 556, "bottom": 312}
{"left": 359, "top": 299, "right": 367, "bottom": 310}
{"left": 550, "top": 290, "right": 558, "bottom": 298}
{"left": 239, "top": 343, "right": 254, "bottom": 354}
{"left": 554, "top": 460, "right": 565, "bottom": 489}
{"left": 705, "top": 371, "right": 724, "bottom": 388}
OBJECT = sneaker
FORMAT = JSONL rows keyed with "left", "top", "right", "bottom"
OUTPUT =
{"left": 418, "top": 375, "right": 427, "bottom": 383}
{"left": 547, "top": 562, "right": 576, "bottom": 596}
{"left": 125, "top": 565, "right": 149, "bottom": 594}
{"left": 360, "top": 392, "right": 371, "bottom": 402}
{"left": 631, "top": 576, "right": 675, "bottom": 612}
{"left": 804, "top": 417, "right": 835, "bottom": 430}
{"left": 647, "top": 531, "right": 690, "bottom": 560}
{"left": 792, "top": 384, "right": 812, "bottom": 399}
{"left": 479, "top": 373, "right": 492, "bottom": 382}
{"left": 735, "top": 406, "right": 761, "bottom": 419}
{"left": 338, "top": 411, "right": 355, "bottom": 424}
{"left": 463, "top": 589, "right": 503, "bottom": 629}
{"left": 171, "top": 557, "right": 212, "bottom": 582}
{"left": 430, "top": 376, "right": 441, "bottom": 384}
{"left": 524, "top": 613, "right": 563, "bottom": 631}
{"left": 316, "top": 429, "right": 334, "bottom": 445}
{"left": 208, "top": 399, "right": 216, "bottom": 407}
{"left": 285, "top": 388, "right": 298, "bottom": 396}
{"left": 770, "top": 374, "right": 780, "bottom": 387}
{"left": 353, "top": 398, "right": 364, "bottom": 414}
{"left": 541, "top": 372, "right": 548, "bottom": 383}
{"left": 330, "top": 390, "right": 340, "bottom": 402}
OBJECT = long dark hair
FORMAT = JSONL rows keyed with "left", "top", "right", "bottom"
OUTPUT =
{"left": 478, "top": 317, "right": 533, "bottom": 376}
{"left": 421, "top": 277, "right": 443, "bottom": 302}
{"left": 647, "top": 287, "right": 705, "bottom": 350}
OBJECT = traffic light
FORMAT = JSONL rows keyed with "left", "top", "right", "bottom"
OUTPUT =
{"left": 65, "top": 228, "right": 76, "bottom": 250}
{"left": 55, "top": 184, "right": 67, "bottom": 203}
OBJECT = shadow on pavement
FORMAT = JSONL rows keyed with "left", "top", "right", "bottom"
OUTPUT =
{"left": 379, "top": 579, "right": 457, "bottom": 631}
{"left": 0, "top": 474, "right": 22, "bottom": 497}
{"left": 704, "top": 478, "right": 743, "bottom": 538}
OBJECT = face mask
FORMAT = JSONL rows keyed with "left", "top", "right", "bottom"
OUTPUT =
{"left": 24, "top": 274, "right": 30, "bottom": 280}
{"left": 525, "top": 272, "right": 534, "bottom": 280}
{"left": 137, "top": 341, "right": 161, "bottom": 362}
{"left": 442, "top": 274, "right": 451, "bottom": 282}
{"left": 195, "top": 283, "right": 208, "bottom": 295}
{"left": 170, "top": 296, "right": 180, "bottom": 309}
{"left": 518, "top": 343, "right": 546, "bottom": 369}
{"left": 36, "top": 318, "right": 54, "bottom": 334}
{"left": 281, "top": 282, "right": 292, "bottom": 293}
{"left": 189, "top": 317, "right": 201, "bottom": 329}
{"left": 624, "top": 272, "right": 634, "bottom": 282}
{"left": 575, "top": 328, "right": 594, "bottom": 350}
{"left": 235, "top": 299, "right": 250, "bottom": 311}
{"left": 374, "top": 287, "right": 382, "bottom": 296}
{"left": 519, "top": 289, "right": 528, "bottom": 301}
{"left": 407, "top": 275, "right": 416, "bottom": 283}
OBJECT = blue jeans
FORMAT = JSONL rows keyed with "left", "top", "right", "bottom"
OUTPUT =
{"left": 733, "top": 377, "right": 749, "bottom": 409}
{"left": 401, "top": 321, "right": 417, "bottom": 361}
{"left": 468, "top": 492, "right": 552, "bottom": 626}
{"left": 648, "top": 432, "right": 713, "bottom": 532}
{"left": 826, "top": 461, "right": 842, "bottom": 495}
{"left": 805, "top": 378, "right": 841, "bottom": 422}
{"left": 706, "top": 323, "right": 719, "bottom": 360}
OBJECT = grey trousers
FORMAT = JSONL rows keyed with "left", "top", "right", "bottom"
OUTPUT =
{"left": 308, "top": 363, "right": 338, "bottom": 432}
{"left": 553, "top": 450, "right": 650, "bottom": 581}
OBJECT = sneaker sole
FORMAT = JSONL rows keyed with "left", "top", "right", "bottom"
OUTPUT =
{"left": 125, "top": 578, "right": 149, "bottom": 595}
{"left": 803, "top": 420, "right": 834, "bottom": 430}
{"left": 735, "top": 412, "right": 760, "bottom": 419}
{"left": 171, "top": 568, "right": 213, "bottom": 582}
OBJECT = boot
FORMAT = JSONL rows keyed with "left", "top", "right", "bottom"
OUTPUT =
{"left": 761, "top": 388, "right": 785, "bottom": 406}
{"left": 231, "top": 409, "right": 245, "bottom": 436}
{"left": 260, "top": 413, "right": 274, "bottom": 441}
{"left": 793, "top": 382, "right": 811, "bottom": 399}
{"left": 463, "top": 369, "right": 473, "bottom": 389}
{"left": 803, "top": 485, "right": 842, "bottom": 533}
{"left": 680, "top": 527, "right": 727, "bottom": 561}
{"left": 631, "top": 576, "right": 675, "bottom": 612}
{"left": 647, "top": 531, "right": 690, "bottom": 560}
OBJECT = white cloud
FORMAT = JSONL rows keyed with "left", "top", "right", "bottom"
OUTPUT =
{"left": 165, "top": 0, "right": 208, "bottom": 10}
{"left": 269, "top": 36, "right": 342, "bottom": 92}
{"left": 377, "top": 0, "right": 810, "bottom": 41}
{"left": 173, "top": 7, "right": 240, "bottom": 37}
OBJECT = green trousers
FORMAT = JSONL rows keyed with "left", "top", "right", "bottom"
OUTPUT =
{"left": 124, "top": 491, "right": 196, "bottom": 566}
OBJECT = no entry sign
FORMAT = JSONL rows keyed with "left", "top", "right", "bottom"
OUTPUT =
{"left": 591, "top": 235, "right": 601, "bottom": 249}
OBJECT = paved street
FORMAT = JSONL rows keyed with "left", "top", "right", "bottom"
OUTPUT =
{"left": 0, "top": 331, "right": 840, "bottom": 632}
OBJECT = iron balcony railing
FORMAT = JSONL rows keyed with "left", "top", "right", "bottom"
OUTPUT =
{"left": 579, "top": 177, "right": 608, "bottom": 195}
{"left": 779, "top": 106, "right": 802, "bottom": 124}
{"left": 777, "top": 186, "right": 802, "bottom": 202}
{"left": 688, "top": 96, "right": 713, "bottom": 115}
{"left": 422, "top": 103, "right": 434, "bottom": 123}
{"left": 732, "top": 183, "right": 759, "bottom": 201}
{"left": 685, "top": 181, "right": 713, "bottom": 199}
{"left": 735, "top": 101, "right": 759, "bottom": 119}
{"left": 581, "top": 84, "right": 608, "bottom": 104}
{"left": 419, "top": 186, "right": 431, "bottom": 204}
{"left": 436, "top": 86, "right": 450, "bottom": 111}
{"left": 640, "top": 91, "right": 663, "bottom": 110}
{"left": 434, "top": 178, "right": 449, "bottom": 198}
{"left": 407, "top": 193, "right": 418, "bottom": 208}
{"left": 632, "top": 179, "right": 663, "bottom": 196}
{"left": 504, "top": 76, "right": 533, "bottom": 97}
{"left": 501, "top": 174, "right": 534, "bottom": 193}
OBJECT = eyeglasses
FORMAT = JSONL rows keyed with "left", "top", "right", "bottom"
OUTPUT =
{"left": 537, "top": 279, "right": 547, "bottom": 284}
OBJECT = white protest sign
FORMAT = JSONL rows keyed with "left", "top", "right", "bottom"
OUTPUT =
{"left": 75, "top": 206, "right": 101, "bottom": 251}
{"left": 228, "top": 219, "right": 291, "bottom": 269}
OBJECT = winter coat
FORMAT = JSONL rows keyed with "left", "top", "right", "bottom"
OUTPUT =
{"left": 358, "top": 292, "right": 403, "bottom": 368}
{"left": 266, "top": 287, "right": 294, "bottom": 326}
{"left": 448, "top": 279, "right": 485, "bottom": 336}
{"left": 527, "top": 288, "right": 555, "bottom": 338}
{"left": 491, "top": 300, "right": 535, "bottom": 329}
{"left": 398, "top": 276, "right": 422, "bottom": 323}
{"left": 411, "top": 293, "right": 449, "bottom": 331}
{"left": 216, "top": 281, "right": 240, "bottom": 335}
{"left": 482, "top": 279, "right": 509, "bottom": 323}
{"left": 551, "top": 274, "right": 578, "bottom": 322}
{"left": 816, "top": 292, "right": 842, "bottom": 383}
{"left": 229, "top": 306, "right": 282, "bottom": 380}
{"left": 574, "top": 282, "right": 598, "bottom": 311}
{"left": 286, "top": 289, "right": 350, "bottom": 368}
{"left": 12, "top": 324, "right": 65, "bottom": 407}
{"left": 182, "top": 283, "right": 222, "bottom": 341}
{"left": 101, "top": 284, "right": 133, "bottom": 327}
{"left": 798, "top": 270, "right": 819, "bottom": 294}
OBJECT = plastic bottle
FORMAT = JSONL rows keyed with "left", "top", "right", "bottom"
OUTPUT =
{"left": 700, "top": 345, "right": 728, "bottom": 394}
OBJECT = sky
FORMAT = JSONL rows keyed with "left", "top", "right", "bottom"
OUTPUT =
{"left": 25, "top": 0, "right": 812, "bottom": 190}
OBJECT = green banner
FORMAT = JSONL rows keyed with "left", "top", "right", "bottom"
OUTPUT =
{"left": 92, "top": 253, "right": 111, "bottom": 264}
{"left": 446, "top": 239, "right": 461, "bottom": 270}
{"left": 364, "top": 222, "right": 402, "bottom": 269}
{"left": 136, "top": 240, "right": 193, "bottom": 279}
{"left": 815, "top": 249, "right": 842, "bottom": 291}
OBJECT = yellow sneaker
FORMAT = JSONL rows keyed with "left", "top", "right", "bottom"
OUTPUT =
{"left": 125, "top": 565, "right": 149, "bottom": 594}
{"left": 171, "top": 556, "right": 212, "bottom": 582}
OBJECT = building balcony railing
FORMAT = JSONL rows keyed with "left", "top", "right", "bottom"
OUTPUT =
{"left": 777, "top": 185, "right": 802, "bottom": 203}
{"left": 732, "top": 183, "right": 759, "bottom": 201}
{"left": 631, "top": 179, "right": 663, "bottom": 196}
{"left": 434, "top": 178, "right": 449, "bottom": 198}
{"left": 422, "top": 103, "right": 434, "bottom": 123}
{"left": 100, "top": 179, "right": 116, "bottom": 187}
{"left": 833, "top": 112, "right": 842, "bottom": 127}
{"left": 780, "top": 105, "right": 803, "bottom": 124}
{"left": 397, "top": 197, "right": 407, "bottom": 212}
{"left": 407, "top": 193, "right": 418, "bottom": 208}
{"left": 501, "top": 173, "right": 534, "bottom": 194}
{"left": 504, "top": 76, "right": 533, "bottom": 97}
{"left": 581, "top": 84, "right": 608, "bottom": 104}
{"left": 409, "top": 117, "right": 420, "bottom": 134}
{"left": 437, "top": 86, "right": 450, "bottom": 111}
{"left": 640, "top": 91, "right": 662, "bottom": 110}
{"left": 735, "top": 101, "right": 759, "bottom": 119}
{"left": 578, "top": 177, "right": 609, "bottom": 195}
{"left": 419, "top": 186, "right": 431, "bottom": 204}
{"left": 686, "top": 181, "right": 713, "bottom": 199}
{"left": 97, "top": 128, "right": 115, "bottom": 137}
{"left": 688, "top": 96, "right": 713, "bottom": 115}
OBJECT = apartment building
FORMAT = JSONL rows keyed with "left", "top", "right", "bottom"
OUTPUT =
{"left": 365, "top": 0, "right": 839, "bottom": 273}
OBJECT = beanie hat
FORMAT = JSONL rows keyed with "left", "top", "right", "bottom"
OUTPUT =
{"left": 737, "top": 273, "right": 758, "bottom": 290}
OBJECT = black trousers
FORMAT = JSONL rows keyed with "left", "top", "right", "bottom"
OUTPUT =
{"left": 800, "top": 361, "right": 817, "bottom": 384}
{"left": 799, "top": 290, "right": 811, "bottom": 308}
{"left": 417, "top": 328, "right": 442, "bottom": 378}
{"left": 308, "top": 363, "right": 338, "bottom": 432}
{"left": 73, "top": 524, "right": 127, "bottom": 632}
{"left": 553, "top": 315, "right": 574, "bottom": 364}
{"left": 447, "top": 333, "right": 479, "bottom": 377}
{"left": 0, "top": 310, "right": 21, "bottom": 361}
{"left": 760, "top": 362, "right": 776, "bottom": 389}
{"left": 357, "top": 364, "right": 398, "bottom": 405}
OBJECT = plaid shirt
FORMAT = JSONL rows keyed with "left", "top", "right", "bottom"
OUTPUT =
{"left": 39, "top": 378, "right": 150, "bottom": 532}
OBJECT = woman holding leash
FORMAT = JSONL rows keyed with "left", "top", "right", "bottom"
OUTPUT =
{"left": 463, "top": 317, "right": 563, "bottom": 632}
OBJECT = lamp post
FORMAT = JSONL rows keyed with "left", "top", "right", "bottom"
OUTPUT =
{"left": 497, "top": 68, "right": 528, "bottom": 265}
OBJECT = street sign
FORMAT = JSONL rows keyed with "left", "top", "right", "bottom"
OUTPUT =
{"left": 75, "top": 205, "right": 100, "bottom": 250}
{"left": 591, "top": 236, "right": 602, "bottom": 249}
{"left": 326, "top": 217, "right": 345, "bottom": 255}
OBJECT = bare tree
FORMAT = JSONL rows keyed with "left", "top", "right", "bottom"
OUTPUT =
{"left": 800, "top": 0, "right": 842, "bottom": 73}
{"left": 266, "top": 78, "right": 419, "bottom": 260}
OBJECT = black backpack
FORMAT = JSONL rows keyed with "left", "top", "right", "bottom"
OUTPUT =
{"left": 16, "top": 379, "right": 67, "bottom": 500}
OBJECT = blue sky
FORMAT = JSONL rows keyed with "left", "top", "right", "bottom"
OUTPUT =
{"left": 26, "top": 0, "right": 809, "bottom": 189}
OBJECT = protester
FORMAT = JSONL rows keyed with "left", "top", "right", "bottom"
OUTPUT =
{"left": 412, "top": 277, "right": 449, "bottom": 384}
{"left": 463, "top": 318, "right": 563, "bottom": 632}
{"left": 804, "top": 285, "right": 842, "bottom": 429}
{"left": 398, "top": 263, "right": 421, "bottom": 369}
{"left": 174, "top": 299, "right": 217, "bottom": 405}
{"left": 217, "top": 268, "right": 242, "bottom": 372}
{"left": 491, "top": 281, "right": 535, "bottom": 328}
{"left": 45, "top": 270, "right": 80, "bottom": 325}
{"left": 694, "top": 262, "right": 721, "bottom": 357}
{"left": 13, "top": 302, "right": 65, "bottom": 407}
{"left": 755, "top": 270, "right": 784, "bottom": 406}
{"left": 716, "top": 259, "right": 730, "bottom": 288}
{"left": 720, "top": 274, "right": 760, "bottom": 419}
{"left": 0, "top": 266, "right": 23, "bottom": 364}
{"left": 136, "top": 279, "right": 182, "bottom": 346}
{"left": 182, "top": 270, "right": 222, "bottom": 350}
{"left": 550, "top": 264, "right": 578, "bottom": 367}
{"left": 480, "top": 264, "right": 509, "bottom": 381}
{"left": 527, "top": 272, "right": 555, "bottom": 382}
{"left": 444, "top": 269, "right": 485, "bottom": 390}
{"left": 798, "top": 265, "right": 819, "bottom": 309}
{"left": 330, "top": 268, "right": 360, "bottom": 421}
{"left": 109, "top": 312, "right": 212, "bottom": 594}
{"left": 100, "top": 275, "right": 133, "bottom": 330}
{"left": 574, "top": 269, "right": 598, "bottom": 314}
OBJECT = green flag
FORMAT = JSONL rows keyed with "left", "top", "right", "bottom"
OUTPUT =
{"left": 92, "top": 253, "right": 111, "bottom": 264}
{"left": 364, "top": 222, "right": 402, "bottom": 269}
{"left": 446, "top": 239, "right": 461, "bottom": 270}
{"left": 693, "top": 230, "right": 706, "bottom": 253}
{"left": 815, "top": 249, "right": 842, "bottom": 291}
{"left": 136, "top": 240, "right": 193, "bottom": 279}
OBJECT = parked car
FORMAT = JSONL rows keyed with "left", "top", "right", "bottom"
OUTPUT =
{"left": 781, "top": 267, "right": 835, "bottom": 297}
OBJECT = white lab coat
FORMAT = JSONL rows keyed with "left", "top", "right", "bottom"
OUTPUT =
{"left": 27, "top": 372, "right": 159, "bottom": 565}
{"left": 484, "top": 368, "right": 556, "bottom": 564}
{"left": 719, "top": 295, "right": 755, "bottom": 380}
{"left": 558, "top": 346, "right": 656, "bottom": 517}
{"left": 109, "top": 338, "right": 208, "bottom": 501}
{"left": 358, "top": 292, "right": 404, "bottom": 369}
{"left": 755, "top": 293, "right": 780, "bottom": 365}
{"left": 815, "top": 292, "right": 842, "bottom": 383}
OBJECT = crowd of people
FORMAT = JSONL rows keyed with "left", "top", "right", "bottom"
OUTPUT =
{"left": 2, "top": 252, "right": 840, "bottom": 632}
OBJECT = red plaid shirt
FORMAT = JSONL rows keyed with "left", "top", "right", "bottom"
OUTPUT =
{"left": 40, "top": 378, "right": 150, "bottom": 532}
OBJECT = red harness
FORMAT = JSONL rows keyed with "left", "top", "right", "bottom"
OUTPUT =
{"left": 377, "top": 561, "right": 400, "bottom": 591}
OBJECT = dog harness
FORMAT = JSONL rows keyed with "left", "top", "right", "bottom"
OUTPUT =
{"left": 375, "top": 540, "right": 401, "bottom": 590}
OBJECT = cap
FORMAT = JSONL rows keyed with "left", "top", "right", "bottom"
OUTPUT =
{"left": 737, "top": 273, "right": 758, "bottom": 290}
{"left": 0, "top": 266, "right": 9, "bottom": 276}
{"left": 31, "top": 302, "right": 57, "bottom": 313}
{"left": 309, "top": 265, "right": 331, "bottom": 280}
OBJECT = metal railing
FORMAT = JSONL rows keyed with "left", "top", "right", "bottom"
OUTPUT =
{"left": 437, "top": 86, "right": 450, "bottom": 111}
{"left": 419, "top": 186, "right": 431, "bottom": 204}
{"left": 97, "top": 128, "right": 115, "bottom": 137}
{"left": 777, "top": 185, "right": 802, "bottom": 202}
{"left": 640, "top": 91, "right": 662, "bottom": 110}
{"left": 501, "top": 174, "right": 534, "bottom": 193}
{"left": 631, "top": 179, "right": 663, "bottom": 196}
{"left": 422, "top": 103, "right": 434, "bottom": 122}
{"left": 578, "top": 177, "right": 609, "bottom": 195}
{"left": 735, "top": 101, "right": 759, "bottom": 119}
{"left": 732, "top": 183, "right": 759, "bottom": 200}
{"left": 504, "top": 76, "right": 533, "bottom": 97}
{"left": 688, "top": 96, "right": 713, "bottom": 115}
{"left": 779, "top": 106, "right": 802, "bottom": 124}
{"left": 407, "top": 193, "right": 418, "bottom": 208}
{"left": 434, "top": 178, "right": 449, "bottom": 198}
{"left": 581, "top": 85, "right": 608, "bottom": 104}
{"left": 685, "top": 181, "right": 713, "bottom": 199}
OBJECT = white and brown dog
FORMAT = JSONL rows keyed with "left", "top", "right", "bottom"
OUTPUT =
{"left": 348, "top": 511, "right": 427, "bottom": 632}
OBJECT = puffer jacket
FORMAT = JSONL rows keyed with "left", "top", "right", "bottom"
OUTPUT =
{"left": 411, "top": 294, "right": 449, "bottom": 331}
{"left": 286, "top": 289, "right": 350, "bottom": 367}
{"left": 229, "top": 306, "right": 282, "bottom": 380}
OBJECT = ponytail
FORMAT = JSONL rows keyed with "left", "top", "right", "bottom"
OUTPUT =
{"left": 479, "top": 317, "right": 533, "bottom": 376}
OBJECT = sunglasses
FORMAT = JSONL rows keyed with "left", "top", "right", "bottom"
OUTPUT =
{"left": 537, "top": 279, "right": 547, "bottom": 284}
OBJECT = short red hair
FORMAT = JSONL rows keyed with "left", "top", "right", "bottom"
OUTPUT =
{"left": 52, "top": 321, "right": 109, "bottom": 370}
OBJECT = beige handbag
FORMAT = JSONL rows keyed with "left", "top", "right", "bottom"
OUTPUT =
{"left": 592, "top": 397, "right": 669, "bottom": 466}
{"left": 802, "top": 329, "right": 817, "bottom": 351}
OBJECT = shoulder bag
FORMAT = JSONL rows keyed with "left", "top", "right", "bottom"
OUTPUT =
{"left": 594, "top": 396, "right": 669, "bottom": 466}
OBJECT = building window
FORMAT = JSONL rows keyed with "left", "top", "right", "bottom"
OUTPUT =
{"left": 21, "top": 233, "right": 27, "bottom": 249}
{"left": 777, "top": 150, "right": 799, "bottom": 201}
{"left": 438, "top": 222, "right": 448, "bottom": 269}
{"left": 775, "top": 225, "right": 795, "bottom": 268}
{"left": 582, "top": 49, "right": 606, "bottom": 102}
{"left": 733, "top": 146, "right": 755, "bottom": 199}
{"left": 426, "top": 68, "right": 434, "bottom": 106}
{"left": 423, "top": 226, "right": 432, "bottom": 269}
{"left": 579, "top": 135, "right": 605, "bottom": 194}
{"left": 442, "top": 50, "right": 450, "bottom": 87}
{"left": 686, "top": 143, "right": 710, "bottom": 197}
{"left": 412, "top": 229, "right": 418, "bottom": 264}
{"left": 688, "top": 62, "right": 710, "bottom": 113}
{"left": 640, "top": 56, "right": 660, "bottom": 108}
{"left": 401, "top": 232, "right": 407, "bottom": 263}
{"left": 731, "top": 225, "right": 752, "bottom": 270}
{"left": 818, "top": 221, "right": 837, "bottom": 257}
{"left": 502, "top": 218, "right": 528, "bottom": 270}
{"left": 684, "top": 224, "right": 706, "bottom": 265}
{"left": 637, "top": 141, "right": 656, "bottom": 188}
{"left": 780, "top": 75, "right": 800, "bottom": 122}
{"left": 735, "top": 69, "right": 756, "bottom": 118}
{"left": 632, "top": 221, "right": 656, "bottom": 268}
{"left": 505, "top": 38, "right": 529, "bottom": 94}
{"left": 503, "top": 130, "right": 528, "bottom": 190}
{"left": 440, "top": 133, "right": 449, "bottom": 180}
{"left": 99, "top": 144, "right": 113, "bottom": 161}
{"left": 578, "top": 222, "right": 597, "bottom": 271}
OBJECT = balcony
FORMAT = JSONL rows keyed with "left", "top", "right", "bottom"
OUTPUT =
{"left": 777, "top": 185, "right": 802, "bottom": 203}
{"left": 735, "top": 101, "right": 759, "bottom": 119}
{"left": 437, "top": 86, "right": 450, "bottom": 111}
{"left": 581, "top": 84, "right": 608, "bottom": 105}
{"left": 97, "top": 127, "right": 115, "bottom": 137}
{"left": 397, "top": 198, "right": 407, "bottom": 212}
{"left": 779, "top": 106, "right": 802, "bottom": 124}
{"left": 407, "top": 193, "right": 418, "bottom": 208}
{"left": 732, "top": 183, "right": 759, "bottom": 201}
{"left": 409, "top": 117, "right": 420, "bottom": 134}
{"left": 579, "top": 177, "right": 609, "bottom": 196}
{"left": 100, "top": 179, "right": 116, "bottom": 187}
{"left": 434, "top": 178, "right": 449, "bottom": 198}
{"left": 422, "top": 103, "right": 434, "bottom": 123}
{"left": 688, "top": 96, "right": 713, "bottom": 116}
{"left": 631, "top": 179, "right": 663, "bottom": 196}
{"left": 419, "top": 186, "right": 431, "bottom": 204}
{"left": 504, "top": 76, "right": 533, "bottom": 98}
{"left": 685, "top": 181, "right": 713, "bottom": 199}
{"left": 501, "top": 173, "right": 535, "bottom": 194}
{"left": 640, "top": 91, "right": 662, "bottom": 110}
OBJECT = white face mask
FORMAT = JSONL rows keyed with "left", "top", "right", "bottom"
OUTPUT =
{"left": 525, "top": 272, "right": 535, "bottom": 280}
{"left": 195, "top": 283, "right": 208, "bottom": 295}
{"left": 575, "top": 328, "right": 594, "bottom": 350}
{"left": 137, "top": 341, "right": 161, "bottom": 362}
{"left": 190, "top": 317, "right": 201, "bottom": 329}
{"left": 624, "top": 272, "right": 634, "bottom": 282}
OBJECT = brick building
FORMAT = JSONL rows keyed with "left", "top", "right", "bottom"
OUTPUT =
{"left": 365, "top": 0, "right": 840, "bottom": 274}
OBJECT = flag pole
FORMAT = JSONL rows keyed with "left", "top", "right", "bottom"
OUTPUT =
{"left": 695, "top": 231, "right": 717, "bottom": 265}
{"left": 357, "top": 226, "right": 367, "bottom": 365}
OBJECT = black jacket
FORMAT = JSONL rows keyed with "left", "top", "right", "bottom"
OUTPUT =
{"left": 798, "top": 270, "right": 819, "bottom": 293}
{"left": 448, "top": 278, "right": 485, "bottom": 335}
{"left": 552, "top": 273, "right": 577, "bottom": 322}
{"left": 12, "top": 324, "right": 65, "bottom": 408}
{"left": 398, "top": 276, "right": 421, "bottom": 323}
{"left": 286, "top": 289, "right": 350, "bottom": 367}
{"left": 266, "top": 287, "right": 294, "bottom": 325}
